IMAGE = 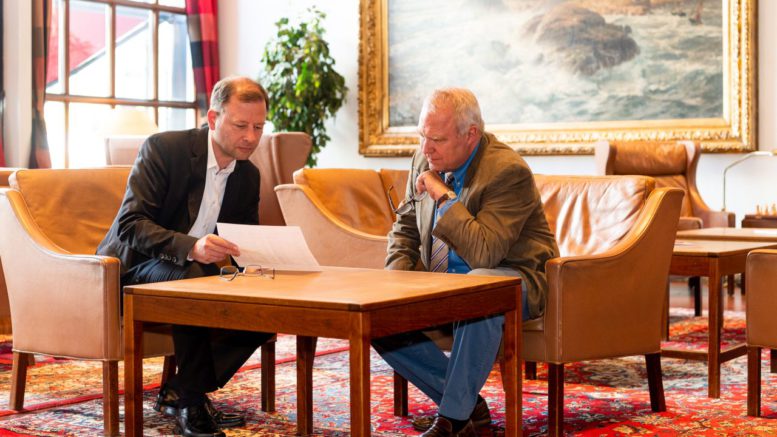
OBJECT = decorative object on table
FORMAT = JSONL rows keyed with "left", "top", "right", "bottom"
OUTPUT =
{"left": 260, "top": 7, "right": 347, "bottom": 167}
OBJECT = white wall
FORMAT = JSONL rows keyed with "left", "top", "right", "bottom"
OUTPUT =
{"left": 219, "top": 0, "right": 777, "bottom": 225}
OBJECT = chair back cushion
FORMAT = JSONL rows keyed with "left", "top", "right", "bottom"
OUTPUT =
{"left": 10, "top": 167, "right": 131, "bottom": 254}
{"left": 536, "top": 174, "right": 655, "bottom": 257}
{"left": 604, "top": 141, "right": 693, "bottom": 216}
{"left": 293, "top": 168, "right": 395, "bottom": 236}
{"left": 249, "top": 132, "right": 312, "bottom": 226}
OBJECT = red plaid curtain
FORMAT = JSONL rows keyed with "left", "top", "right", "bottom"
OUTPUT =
{"left": 186, "top": 0, "right": 220, "bottom": 114}
{"left": 0, "top": 0, "right": 6, "bottom": 167}
{"left": 30, "top": 0, "right": 52, "bottom": 168}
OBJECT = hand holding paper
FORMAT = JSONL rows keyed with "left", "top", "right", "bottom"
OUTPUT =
{"left": 217, "top": 223, "right": 322, "bottom": 272}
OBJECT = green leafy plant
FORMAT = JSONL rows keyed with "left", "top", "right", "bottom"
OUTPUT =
{"left": 261, "top": 7, "right": 347, "bottom": 167}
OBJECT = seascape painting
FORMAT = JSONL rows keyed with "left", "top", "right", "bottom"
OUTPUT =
{"left": 388, "top": 0, "right": 724, "bottom": 127}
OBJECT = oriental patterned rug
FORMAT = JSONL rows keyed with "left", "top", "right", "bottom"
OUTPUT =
{"left": 0, "top": 310, "right": 775, "bottom": 436}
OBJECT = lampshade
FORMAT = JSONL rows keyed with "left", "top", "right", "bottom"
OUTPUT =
{"left": 104, "top": 108, "right": 159, "bottom": 136}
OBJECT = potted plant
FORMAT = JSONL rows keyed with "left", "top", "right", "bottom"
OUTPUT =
{"left": 260, "top": 7, "right": 347, "bottom": 167}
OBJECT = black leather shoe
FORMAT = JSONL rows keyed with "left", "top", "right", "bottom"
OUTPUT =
{"left": 204, "top": 397, "right": 245, "bottom": 428}
{"left": 174, "top": 403, "right": 225, "bottom": 437}
{"left": 412, "top": 397, "right": 491, "bottom": 431}
{"left": 156, "top": 385, "right": 245, "bottom": 428}
{"left": 420, "top": 417, "right": 477, "bottom": 437}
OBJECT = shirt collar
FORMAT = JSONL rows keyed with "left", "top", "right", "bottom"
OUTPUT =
{"left": 207, "top": 132, "right": 236, "bottom": 174}
{"left": 442, "top": 141, "right": 480, "bottom": 191}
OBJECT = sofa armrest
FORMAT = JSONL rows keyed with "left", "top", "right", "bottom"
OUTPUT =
{"left": 696, "top": 209, "right": 735, "bottom": 228}
{"left": 275, "top": 184, "right": 389, "bottom": 269}
{"left": 534, "top": 187, "right": 684, "bottom": 363}
{"left": 0, "top": 189, "right": 123, "bottom": 360}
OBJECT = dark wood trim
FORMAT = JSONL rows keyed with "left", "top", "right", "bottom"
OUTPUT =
{"left": 747, "top": 346, "right": 761, "bottom": 416}
{"left": 103, "top": 361, "right": 119, "bottom": 436}
{"left": 547, "top": 363, "right": 564, "bottom": 437}
{"left": 393, "top": 372, "right": 409, "bottom": 416}
{"left": 645, "top": 353, "right": 666, "bottom": 412}
{"left": 260, "top": 338, "right": 276, "bottom": 412}
{"left": 10, "top": 351, "right": 30, "bottom": 410}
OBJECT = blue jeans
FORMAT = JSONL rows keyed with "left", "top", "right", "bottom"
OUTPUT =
{"left": 372, "top": 267, "right": 528, "bottom": 420}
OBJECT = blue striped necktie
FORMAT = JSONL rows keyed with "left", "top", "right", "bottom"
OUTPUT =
{"left": 430, "top": 173, "right": 455, "bottom": 273}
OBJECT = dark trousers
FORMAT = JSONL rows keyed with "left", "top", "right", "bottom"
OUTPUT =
{"left": 123, "top": 259, "right": 273, "bottom": 406}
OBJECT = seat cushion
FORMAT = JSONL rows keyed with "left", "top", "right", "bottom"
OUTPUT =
{"left": 10, "top": 168, "right": 131, "bottom": 255}
{"left": 536, "top": 174, "right": 655, "bottom": 257}
{"left": 293, "top": 168, "right": 395, "bottom": 236}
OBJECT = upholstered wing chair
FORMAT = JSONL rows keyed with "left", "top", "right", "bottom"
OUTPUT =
{"left": 595, "top": 140, "right": 737, "bottom": 311}
{"left": 594, "top": 140, "right": 733, "bottom": 230}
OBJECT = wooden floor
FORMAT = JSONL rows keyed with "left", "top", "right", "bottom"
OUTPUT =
{"left": 669, "top": 275, "right": 745, "bottom": 313}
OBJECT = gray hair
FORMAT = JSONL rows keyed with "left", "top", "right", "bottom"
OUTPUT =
{"left": 209, "top": 76, "right": 269, "bottom": 112}
{"left": 419, "top": 88, "right": 484, "bottom": 135}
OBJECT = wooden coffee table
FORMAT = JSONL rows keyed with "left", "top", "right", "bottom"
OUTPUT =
{"left": 665, "top": 239, "right": 777, "bottom": 398}
{"left": 123, "top": 267, "right": 522, "bottom": 436}
{"left": 677, "top": 227, "right": 777, "bottom": 242}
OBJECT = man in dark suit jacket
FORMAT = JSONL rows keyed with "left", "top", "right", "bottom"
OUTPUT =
{"left": 98, "top": 76, "right": 272, "bottom": 437}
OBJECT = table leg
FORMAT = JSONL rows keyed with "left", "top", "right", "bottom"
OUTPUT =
{"left": 707, "top": 264, "right": 722, "bottom": 398}
{"left": 124, "top": 295, "right": 144, "bottom": 437}
{"left": 350, "top": 315, "right": 371, "bottom": 436}
{"left": 296, "top": 336, "right": 316, "bottom": 436}
{"left": 503, "top": 305, "right": 521, "bottom": 437}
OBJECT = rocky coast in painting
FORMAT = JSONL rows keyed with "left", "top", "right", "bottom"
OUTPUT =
{"left": 388, "top": 0, "right": 722, "bottom": 126}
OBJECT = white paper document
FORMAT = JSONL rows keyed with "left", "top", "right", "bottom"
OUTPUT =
{"left": 217, "top": 223, "right": 322, "bottom": 272}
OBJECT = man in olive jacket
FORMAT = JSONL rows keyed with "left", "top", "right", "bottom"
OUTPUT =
{"left": 373, "top": 88, "right": 558, "bottom": 437}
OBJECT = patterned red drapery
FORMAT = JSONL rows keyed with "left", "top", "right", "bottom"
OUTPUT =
{"left": 30, "top": 0, "right": 52, "bottom": 168}
{"left": 186, "top": 0, "right": 220, "bottom": 114}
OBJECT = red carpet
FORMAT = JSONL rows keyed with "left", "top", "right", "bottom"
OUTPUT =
{"left": 0, "top": 311, "right": 775, "bottom": 435}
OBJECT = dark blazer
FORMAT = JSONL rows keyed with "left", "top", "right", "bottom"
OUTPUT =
{"left": 97, "top": 127, "right": 260, "bottom": 277}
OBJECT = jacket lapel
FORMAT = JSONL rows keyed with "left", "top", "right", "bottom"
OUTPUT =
{"left": 187, "top": 128, "right": 208, "bottom": 228}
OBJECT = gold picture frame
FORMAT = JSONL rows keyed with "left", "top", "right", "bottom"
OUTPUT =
{"left": 358, "top": 0, "right": 756, "bottom": 156}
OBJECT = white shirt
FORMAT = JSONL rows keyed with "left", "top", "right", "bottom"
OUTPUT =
{"left": 188, "top": 133, "right": 236, "bottom": 239}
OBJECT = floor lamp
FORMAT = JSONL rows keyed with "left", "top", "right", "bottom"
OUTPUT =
{"left": 722, "top": 150, "right": 777, "bottom": 212}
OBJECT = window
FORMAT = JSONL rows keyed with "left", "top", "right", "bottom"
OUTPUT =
{"left": 45, "top": 0, "right": 196, "bottom": 168}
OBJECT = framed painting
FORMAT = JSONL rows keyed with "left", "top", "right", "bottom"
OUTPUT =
{"left": 358, "top": 0, "right": 756, "bottom": 156}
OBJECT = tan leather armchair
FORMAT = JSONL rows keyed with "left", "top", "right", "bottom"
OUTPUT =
{"left": 0, "top": 167, "right": 23, "bottom": 335}
{"left": 745, "top": 249, "right": 777, "bottom": 417}
{"left": 275, "top": 168, "right": 408, "bottom": 268}
{"left": 249, "top": 132, "right": 312, "bottom": 225}
{"left": 526, "top": 175, "right": 684, "bottom": 436}
{"left": 0, "top": 168, "right": 174, "bottom": 435}
{"left": 595, "top": 140, "right": 737, "bottom": 310}
{"left": 595, "top": 141, "right": 733, "bottom": 230}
